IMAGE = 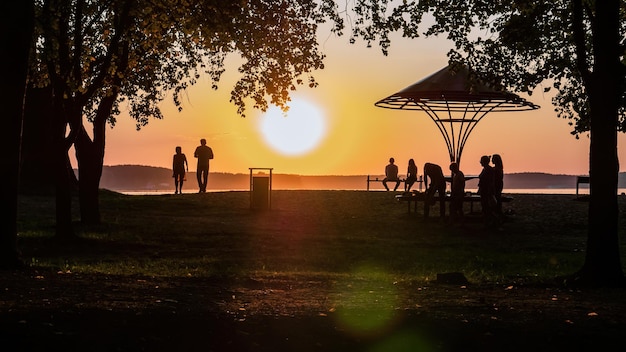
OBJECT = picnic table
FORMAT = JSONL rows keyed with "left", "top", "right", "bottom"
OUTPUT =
{"left": 395, "top": 191, "right": 513, "bottom": 214}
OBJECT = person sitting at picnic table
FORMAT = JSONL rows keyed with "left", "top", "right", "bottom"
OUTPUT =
{"left": 423, "top": 162, "right": 446, "bottom": 218}
{"left": 405, "top": 158, "right": 418, "bottom": 191}
{"left": 383, "top": 157, "right": 401, "bottom": 191}
{"left": 449, "top": 162, "right": 465, "bottom": 224}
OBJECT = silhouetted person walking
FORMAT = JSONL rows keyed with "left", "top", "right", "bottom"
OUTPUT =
{"left": 405, "top": 158, "right": 418, "bottom": 191}
{"left": 423, "top": 162, "right": 446, "bottom": 218}
{"left": 383, "top": 157, "right": 401, "bottom": 191}
{"left": 172, "top": 146, "right": 188, "bottom": 194}
{"left": 194, "top": 138, "right": 214, "bottom": 193}
{"left": 449, "top": 162, "right": 465, "bottom": 223}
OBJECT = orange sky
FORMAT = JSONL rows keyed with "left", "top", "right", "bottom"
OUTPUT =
{"left": 98, "top": 29, "right": 626, "bottom": 178}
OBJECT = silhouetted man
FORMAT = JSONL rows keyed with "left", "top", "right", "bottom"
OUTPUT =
{"left": 194, "top": 138, "right": 214, "bottom": 193}
{"left": 383, "top": 157, "right": 401, "bottom": 191}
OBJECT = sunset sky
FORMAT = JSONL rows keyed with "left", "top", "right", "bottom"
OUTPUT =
{"left": 99, "top": 27, "right": 626, "bottom": 178}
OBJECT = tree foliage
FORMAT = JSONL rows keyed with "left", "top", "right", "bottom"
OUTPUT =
{"left": 342, "top": 0, "right": 625, "bottom": 286}
{"left": 345, "top": 0, "right": 626, "bottom": 137}
{"left": 27, "top": 0, "right": 345, "bottom": 227}
{"left": 30, "top": 0, "right": 342, "bottom": 130}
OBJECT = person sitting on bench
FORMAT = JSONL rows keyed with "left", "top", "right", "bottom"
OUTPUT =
{"left": 383, "top": 157, "right": 401, "bottom": 191}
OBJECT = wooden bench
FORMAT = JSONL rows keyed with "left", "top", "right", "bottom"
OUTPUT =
{"left": 367, "top": 175, "right": 423, "bottom": 191}
{"left": 395, "top": 192, "right": 513, "bottom": 214}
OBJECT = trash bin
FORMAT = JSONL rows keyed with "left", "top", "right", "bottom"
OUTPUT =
{"left": 249, "top": 168, "right": 273, "bottom": 210}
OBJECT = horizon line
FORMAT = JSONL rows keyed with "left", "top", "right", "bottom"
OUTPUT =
{"left": 100, "top": 164, "right": 600, "bottom": 177}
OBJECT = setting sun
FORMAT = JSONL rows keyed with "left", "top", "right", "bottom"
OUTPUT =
{"left": 258, "top": 97, "right": 327, "bottom": 156}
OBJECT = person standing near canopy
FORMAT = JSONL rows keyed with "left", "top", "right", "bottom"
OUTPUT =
{"left": 449, "top": 162, "right": 465, "bottom": 224}
{"left": 492, "top": 154, "right": 504, "bottom": 215}
{"left": 478, "top": 155, "right": 497, "bottom": 227}
{"left": 423, "top": 162, "right": 446, "bottom": 218}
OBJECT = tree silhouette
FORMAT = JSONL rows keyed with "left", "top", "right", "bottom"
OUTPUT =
{"left": 345, "top": 0, "right": 625, "bottom": 286}
{"left": 0, "top": 1, "right": 34, "bottom": 268}
{"left": 30, "top": 0, "right": 340, "bottom": 229}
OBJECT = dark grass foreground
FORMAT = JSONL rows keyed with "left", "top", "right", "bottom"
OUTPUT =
{"left": 2, "top": 190, "right": 626, "bottom": 351}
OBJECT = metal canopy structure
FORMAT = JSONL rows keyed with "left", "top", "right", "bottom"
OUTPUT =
{"left": 375, "top": 64, "right": 540, "bottom": 165}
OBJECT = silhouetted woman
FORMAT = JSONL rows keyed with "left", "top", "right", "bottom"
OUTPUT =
{"left": 478, "top": 155, "right": 496, "bottom": 227}
{"left": 449, "top": 162, "right": 465, "bottom": 223}
{"left": 405, "top": 159, "right": 418, "bottom": 191}
{"left": 172, "top": 146, "right": 188, "bottom": 194}
{"left": 492, "top": 154, "right": 504, "bottom": 214}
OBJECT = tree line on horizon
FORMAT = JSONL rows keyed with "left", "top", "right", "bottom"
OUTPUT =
{"left": 94, "top": 165, "right": 626, "bottom": 192}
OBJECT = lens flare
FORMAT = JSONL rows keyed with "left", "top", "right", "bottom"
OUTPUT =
{"left": 333, "top": 266, "right": 400, "bottom": 337}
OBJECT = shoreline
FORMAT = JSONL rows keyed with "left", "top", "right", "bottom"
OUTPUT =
{"left": 115, "top": 188, "right": 610, "bottom": 196}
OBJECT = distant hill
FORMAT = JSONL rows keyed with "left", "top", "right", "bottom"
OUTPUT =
{"left": 98, "top": 165, "right": 626, "bottom": 192}
{"left": 99, "top": 165, "right": 365, "bottom": 191}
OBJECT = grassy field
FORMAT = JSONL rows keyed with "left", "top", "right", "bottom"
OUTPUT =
{"left": 3, "top": 190, "right": 626, "bottom": 351}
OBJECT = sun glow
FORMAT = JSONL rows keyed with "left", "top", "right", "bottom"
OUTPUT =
{"left": 258, "top": 97, "right": 327, "bottom": 156}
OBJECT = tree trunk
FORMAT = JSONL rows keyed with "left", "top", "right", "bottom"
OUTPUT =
{"left": 0, "top": 0, "right": 34, "bottom": 269}
{"left": 53, "top": 112, "right": 77, "bottom": 241}
{"left": 572, "top": 0, "right": 624, "bottom": 287}
{"left": 76, "top": 126, "right": 104, "bottom": 225}
{"left": 21, "top": 87, "right": 56, "bottom": 195}
{"left": 74, "top": 90, "right": 117, "bottom": 225}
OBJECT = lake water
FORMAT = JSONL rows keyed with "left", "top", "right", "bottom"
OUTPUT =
{"left": 119, "top": 187, "right": 626, "bottom": 196}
